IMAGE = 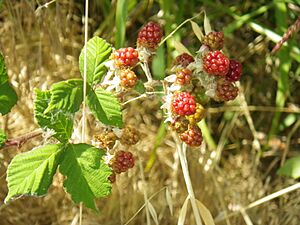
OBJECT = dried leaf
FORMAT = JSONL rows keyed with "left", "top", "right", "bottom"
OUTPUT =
{"left": 172, "top": 38, "right": 192, "bottom": 55}
{"left": 177, "top": 196, "right": 190, "bottom": 225}
{"left": 148, "top": 201, "right": 159, "bottom": 225}
{"left": 190, "top": 20, "right": 204, "bottom": 42}
{"left": 204, "top": 13, "right": 212, "bottom": 35}
{"left": 196, "top": 199, "right": 215, "bottom": 225}
{"left": 166, "top": 187, "right": 173, "bottom": 215}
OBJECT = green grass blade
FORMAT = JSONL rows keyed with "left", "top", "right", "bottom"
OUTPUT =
{"left": 115, "top": 0, "right": 128, "bottom": 48}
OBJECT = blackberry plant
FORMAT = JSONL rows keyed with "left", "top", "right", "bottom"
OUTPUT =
{"left": 1, "top": 13, "right": 243, "bottom": 224}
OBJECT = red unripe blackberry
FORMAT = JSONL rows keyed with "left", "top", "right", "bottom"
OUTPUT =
{"left": 180, "top": 125, "right": 203, "bottom": 147}
{"left": 172, "top": 92, "right": 196, "bottom": 116}
{"left": 225, "top": 60, "right": 242, "bottom": 82}
{"left": 137, "top": 22, "right": 163, "bottom": 50}
{"left": 111, "top": 151, "right": 135, "bottom": 174}
{"left": 186, "top": 103, "right": 205, "bottom": 125}
{"left": 119, "top": 69, "right": 137, "bottom": 88}
{"left": 203, "top": 50, "right": 230, "bottom": 76}
{"left": 216, "top": 79, "right": 238, "bottom": 101}
{"left": 170, "top": 116, "right": 189, "bottom": 133}
{"left": 113, "top": 47, "right": 139, "bottom": 68}
{"left": 176, "top": 68, "right": 192, "bottom": 85}
{"left": 120, "top": 126, "right": 140, "bottom": 145}
{"left": 94, "top": 131, "right": 118, "bottom": 149}
{"left": 203, "top": 31, "right": 224, "bottom": 50}
{"left": 174, "top": 53, "right": 194, "bottom": 67}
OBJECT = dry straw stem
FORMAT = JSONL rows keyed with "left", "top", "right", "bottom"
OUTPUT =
{"left": 215, "top": 182, "right": 300, "bottom": 223}
{"left": 173, "top": 133, "right": 203, "bottom": 225}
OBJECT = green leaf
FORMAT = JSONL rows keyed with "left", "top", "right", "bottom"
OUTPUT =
{"left": 59, "top": 143, "right": 112, "bottom": 210}
{"left": 134, "top": 80, "right": 146, "bottom": 94}
{"left": 79, "top": 37, "right": 112, "bottom": 86}
{"left": 0, "top": 53, "right": 18, "bottom": 115}
{"left": 45, "top": 79, "right": 84, "bottom": 114}
{"left": 0, "top": 128, "right": 7, "bottom": 147}
{"left": 5, "top": 144, "right": 63, "bottom": 203}
{"left": 34, "top": 89, "right": 73, "bottom": 142}
{"left": 0, "top": 82, "right": 18, "bottom": 115}
{"left": 0, "top": 52, "right": 8, "bottom": 85}
{"left": 277, "top": 156, "right": 300, "bottom": 179}
{"left": 152, "top": 45, "right": 166, "bottom": 80}
{"left": 87, "top": 87, "right": 123, "bottom": 128}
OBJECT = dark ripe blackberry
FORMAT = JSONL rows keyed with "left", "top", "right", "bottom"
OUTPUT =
{"left": 111, "top": 150, "right": 135, "bottom": 174}
{"left": 225, "top": 60, "right": 242, "bottom": 82}
{"left": 216, "top": 79, "right": 239, "bottom": 101}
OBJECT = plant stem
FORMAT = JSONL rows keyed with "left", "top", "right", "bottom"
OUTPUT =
{"left": 140, "top": 61, "right": 153, "bottom": 84}
{"left": 1, "top": 128, "right": 43, "bottom": 149}
{"left": 173, "top": 133, "right": 203, "bottom": 225}
{"left": 138, "top": 154, "right": 151, "bottom": 225}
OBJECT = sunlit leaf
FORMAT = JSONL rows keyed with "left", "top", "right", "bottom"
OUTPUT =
{"left": 59, "top": 143, "right": 112, "bottom": 210}
{"left": 5, "top": 144, "right": 63, "bottom": 202}
{"left": 79, "top": 37, "right": 112, "bottom": 86}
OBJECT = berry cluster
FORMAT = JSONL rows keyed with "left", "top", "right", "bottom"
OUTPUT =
{"left": 94, "top": 126, "right": 140, "bottom": 183}
{"left": 201, "top": 31, "right": 242, "bottom": 102}
{"left": 163, "top": 30, "right": 242, "bottom": 147}
{"left": 104, "top": 22, "right": 163, "bottom": 92}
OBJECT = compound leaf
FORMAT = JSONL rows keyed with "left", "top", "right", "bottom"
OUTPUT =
{"left": 5, "top": 144, "right": 63, "bottom": 203}
{"left": 87, "top": 87, "right": 123, "bottom": 128}
{"left": 79, "top": 37, "right": 112, "bottom": 86}
{"left": 34, "top": 89, "right": 73, "bottom": 142}
{"left": 59, "top": 143, "right": 112, "bottom": 210}
{"left": 277, "top": 156, "right": 300, "bottom": 179}
{"left": 45, "top": 79, "right": 84, "bottom": 114}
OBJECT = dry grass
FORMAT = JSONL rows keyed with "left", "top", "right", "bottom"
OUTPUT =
{"left": 0, "top": 1, "right": 300, "bottom": 225}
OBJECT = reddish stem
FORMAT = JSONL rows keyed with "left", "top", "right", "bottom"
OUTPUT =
{"left": 1, "top": 129, "right": 43, "bottom": 149}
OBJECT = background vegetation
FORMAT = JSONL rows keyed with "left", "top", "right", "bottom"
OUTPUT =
{"left": 0, "top": 0, "right": 299, "bottom": 224}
